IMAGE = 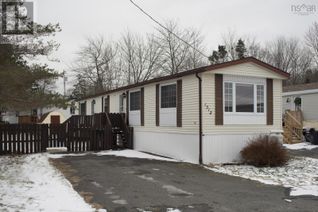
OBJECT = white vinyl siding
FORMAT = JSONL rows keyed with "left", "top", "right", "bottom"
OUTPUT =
{"left": 283, "top": 93, "right": 318, "bottom": 121}
{"left": 213, "top": 62, "right": 286, "bottom": 79}
{"left": 80, "top": 97, "right": 102, "bottom": 115}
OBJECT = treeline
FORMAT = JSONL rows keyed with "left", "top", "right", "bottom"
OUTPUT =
{"left": 71, "top": 21, "right": 318, "bottom": 99}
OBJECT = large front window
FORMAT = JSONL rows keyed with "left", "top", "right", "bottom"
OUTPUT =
{"left": 224, "top": 82, "right": 265, "bottom": 113}
{"left": 130, "top": 91, "right": 141, "bottom": 111}
{"left": 236, "top": 83, "right": 254, "bottom": 112}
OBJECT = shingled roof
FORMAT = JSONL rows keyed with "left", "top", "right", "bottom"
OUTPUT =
{"left": 283, "top": 82, "right": 318, "bottom": 92}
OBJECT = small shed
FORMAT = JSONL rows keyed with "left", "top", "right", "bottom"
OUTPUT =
{"left": 38, "top": 111, "right": 66, "bottom": 124}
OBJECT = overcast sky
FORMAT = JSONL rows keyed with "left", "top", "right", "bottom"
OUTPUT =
{"left": 32, "top": 0, "right": 318, "bottom": 92}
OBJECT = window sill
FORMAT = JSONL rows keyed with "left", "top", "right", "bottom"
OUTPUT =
{"left": 224, "top": 112, "right": 265, "bottom": 116}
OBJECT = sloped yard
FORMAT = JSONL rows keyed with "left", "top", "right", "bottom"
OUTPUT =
{"left": 0, "top": 153, "right": 99, "bottom": 212}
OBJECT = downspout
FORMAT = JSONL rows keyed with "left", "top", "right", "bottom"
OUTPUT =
{"left": 195, "top": 73, "right": 203, "bottom": 164}
{"left": 102, "top": 96, "right": 104, "bottom": 113}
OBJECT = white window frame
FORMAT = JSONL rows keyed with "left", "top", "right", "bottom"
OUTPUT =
{"left": 160, "top": 82, "right": 177, "bottom": 127}
{"left": 223, "top": 81, "right": 266, "bottom": 116}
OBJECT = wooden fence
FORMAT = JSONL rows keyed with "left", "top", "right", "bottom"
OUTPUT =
{"left": 0, "top": 124, "right": 47, "bottom": 154}
{"left": 0, "top": 113, "right": 133, "bottom": 155}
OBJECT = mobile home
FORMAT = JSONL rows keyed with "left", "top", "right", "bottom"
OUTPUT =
{"left": 78, "top": 57, "right": 289, "bottom": 164}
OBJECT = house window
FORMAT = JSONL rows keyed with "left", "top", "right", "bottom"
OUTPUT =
{"left": 224, "top": 82, "right": 265, "bottom": 114}
{"left": 104, "top": 97, "right": 109, "bottom": 113}
{"left": 130, "top": 91, "right": 141, "bottom": 111}
{"left": 70, "top": 106, "right": 76, "bottom": 115}
{"left": 119, "top": 94, "right": 124, "bottom": 113}
{"left": 224, "top": 82, "right": 233, "bottom": 112}
{"left": 236, "top": 83, "right": 254, "bottom": 112}
{"left": 257, "top": 85, "right": 264, "bottom": 113}
{"left": 80, "top": 102, "right": 86, "bottom": 115}
{"left": 91, "top": 99, "right": 95, "bottom": 114}
{"left": 161, "top": 84, "right": 176, "bottom": 108}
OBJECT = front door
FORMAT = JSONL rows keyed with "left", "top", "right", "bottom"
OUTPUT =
{"left": 51, "top": 115, "right": 60, "bottom": 124}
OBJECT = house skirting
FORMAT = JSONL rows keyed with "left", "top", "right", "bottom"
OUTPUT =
{"left": 134, "top": 130, "right": 278, "bottom": 164}
{"left": 133, "top": 131, "right": 199, "bottom": 164}
{"left": 202, "top": 133, "right": 262, "bottom": 164}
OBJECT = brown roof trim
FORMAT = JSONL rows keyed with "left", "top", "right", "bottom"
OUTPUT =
{"left": 79, "top": 57, "right": 289, "bottom": 101}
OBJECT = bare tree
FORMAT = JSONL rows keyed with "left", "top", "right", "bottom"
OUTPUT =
{"left": 221, "top": 30, "right": 238, "bottom": 60}
{"left": 72, "top": 36, "right": 120, "bottom": 93}
{"left": 184, "top": 28, "right": 208, "bottom": 69}
{"left": 119, "top": 32, "right": 163, "bottom": 84}
{"left": 305, "top": 22, "right": 318, "bottom": 66}
{"left": 156, "top": 20, "right": 206, "bottom": 75}
{"left": 221, "top": 30, "right": 266, "bottom": 60}
{"left": 263, "top": 37, "right": 313, "bottom": 84}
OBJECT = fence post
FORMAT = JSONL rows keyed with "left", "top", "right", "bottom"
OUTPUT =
{"left": 128, "top": 127, "right": 134, "bottom": 149}
{"left": 41, "top": 124, "right": 48, "bottom": 152}
{"left": 0, "top": 125, "right": 3, "bottom": 154}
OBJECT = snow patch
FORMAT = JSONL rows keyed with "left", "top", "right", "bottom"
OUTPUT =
{"left": 208, "top": 157, "right": 318, "bottom": 196}
{"left": 48, "top": 152, "right": 88, "bottom": 159}
{"left": 0, "top": 153, "right": 98, "bottom": 211}
{"left": 48, "top": 150, "right": 178, "bottom": 162}
{"left": 138, "top": 175, "right": 156, "bottom": 182}
{"left": 162, "top": 185, "right": 193, "bottom": 196}
{"left": 95, "top": 150, "right": 178, "bottom": 162}
{"left": 284, "top": 142, "right": 318, "bottom": 150}
{"left": 290, "top": 185, "right": 318, "bottom": 196}
{"left": 112, "top": 199, "right": 128, "bottom": 205}
{"left": 167, "top": 209, "right": 182, "bottom": 212}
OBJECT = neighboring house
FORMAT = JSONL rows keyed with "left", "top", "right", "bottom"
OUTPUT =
{"left": 283, "top": 82, "right": 318, "bottom": 128}
{"left": 0, "top": 111, "right": 19, "bottom": 124}
{"left": 0, "top": 102, "right": 77, "bottom": 124}
{"left": 78, "top": 57, "right": 289, "bottom": 164}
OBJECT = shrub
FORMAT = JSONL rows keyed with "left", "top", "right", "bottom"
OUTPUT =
{"left": 241, "top": 135, "right": 289, "bottom": 167}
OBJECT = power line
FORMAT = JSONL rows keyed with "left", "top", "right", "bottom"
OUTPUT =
{"left": 129, "top": 0, "right": 209, "bottom": 59}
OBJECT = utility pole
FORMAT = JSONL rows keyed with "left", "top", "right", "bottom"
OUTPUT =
{"left": 63, "top": 71, "right": 67, "bottom": 96}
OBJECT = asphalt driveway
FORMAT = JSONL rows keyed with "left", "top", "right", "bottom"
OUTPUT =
{"left": 51, "top": 153, "right": 318, "bottom": 212}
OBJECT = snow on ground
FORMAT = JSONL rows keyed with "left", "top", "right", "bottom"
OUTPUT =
{"left": 95, "top": 150, "right": 178, "bottom": 162}
{"left": 208, "top": 157, "right": 318, "bottom": 196}
{"left": 284, "top": 142, "right": 318, "bottom": 150}
{"left": 0, "top": 153, "right": 99, "bottom": 212}
{"left": 49, "top": 149, "right": 178, "bottom": 162}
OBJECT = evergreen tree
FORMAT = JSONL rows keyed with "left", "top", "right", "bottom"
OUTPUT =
{"left": 218, "top": 45, "right": 228, "bottom": 62}
{"left": 0, "top": 5, "right": 66, "bottom": 112}
{"left": 208, "top": 50, "right": 219, "bottom": 64}
{"left": 208, "top": 45, "right": 228, "bottom": 64}
{"left": 235, "top": 39, "right": 247, "bottom": 59}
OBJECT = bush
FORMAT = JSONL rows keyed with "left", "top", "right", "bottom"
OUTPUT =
{"left": 241, "top": 135, "right": 289, "bottom": 167}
